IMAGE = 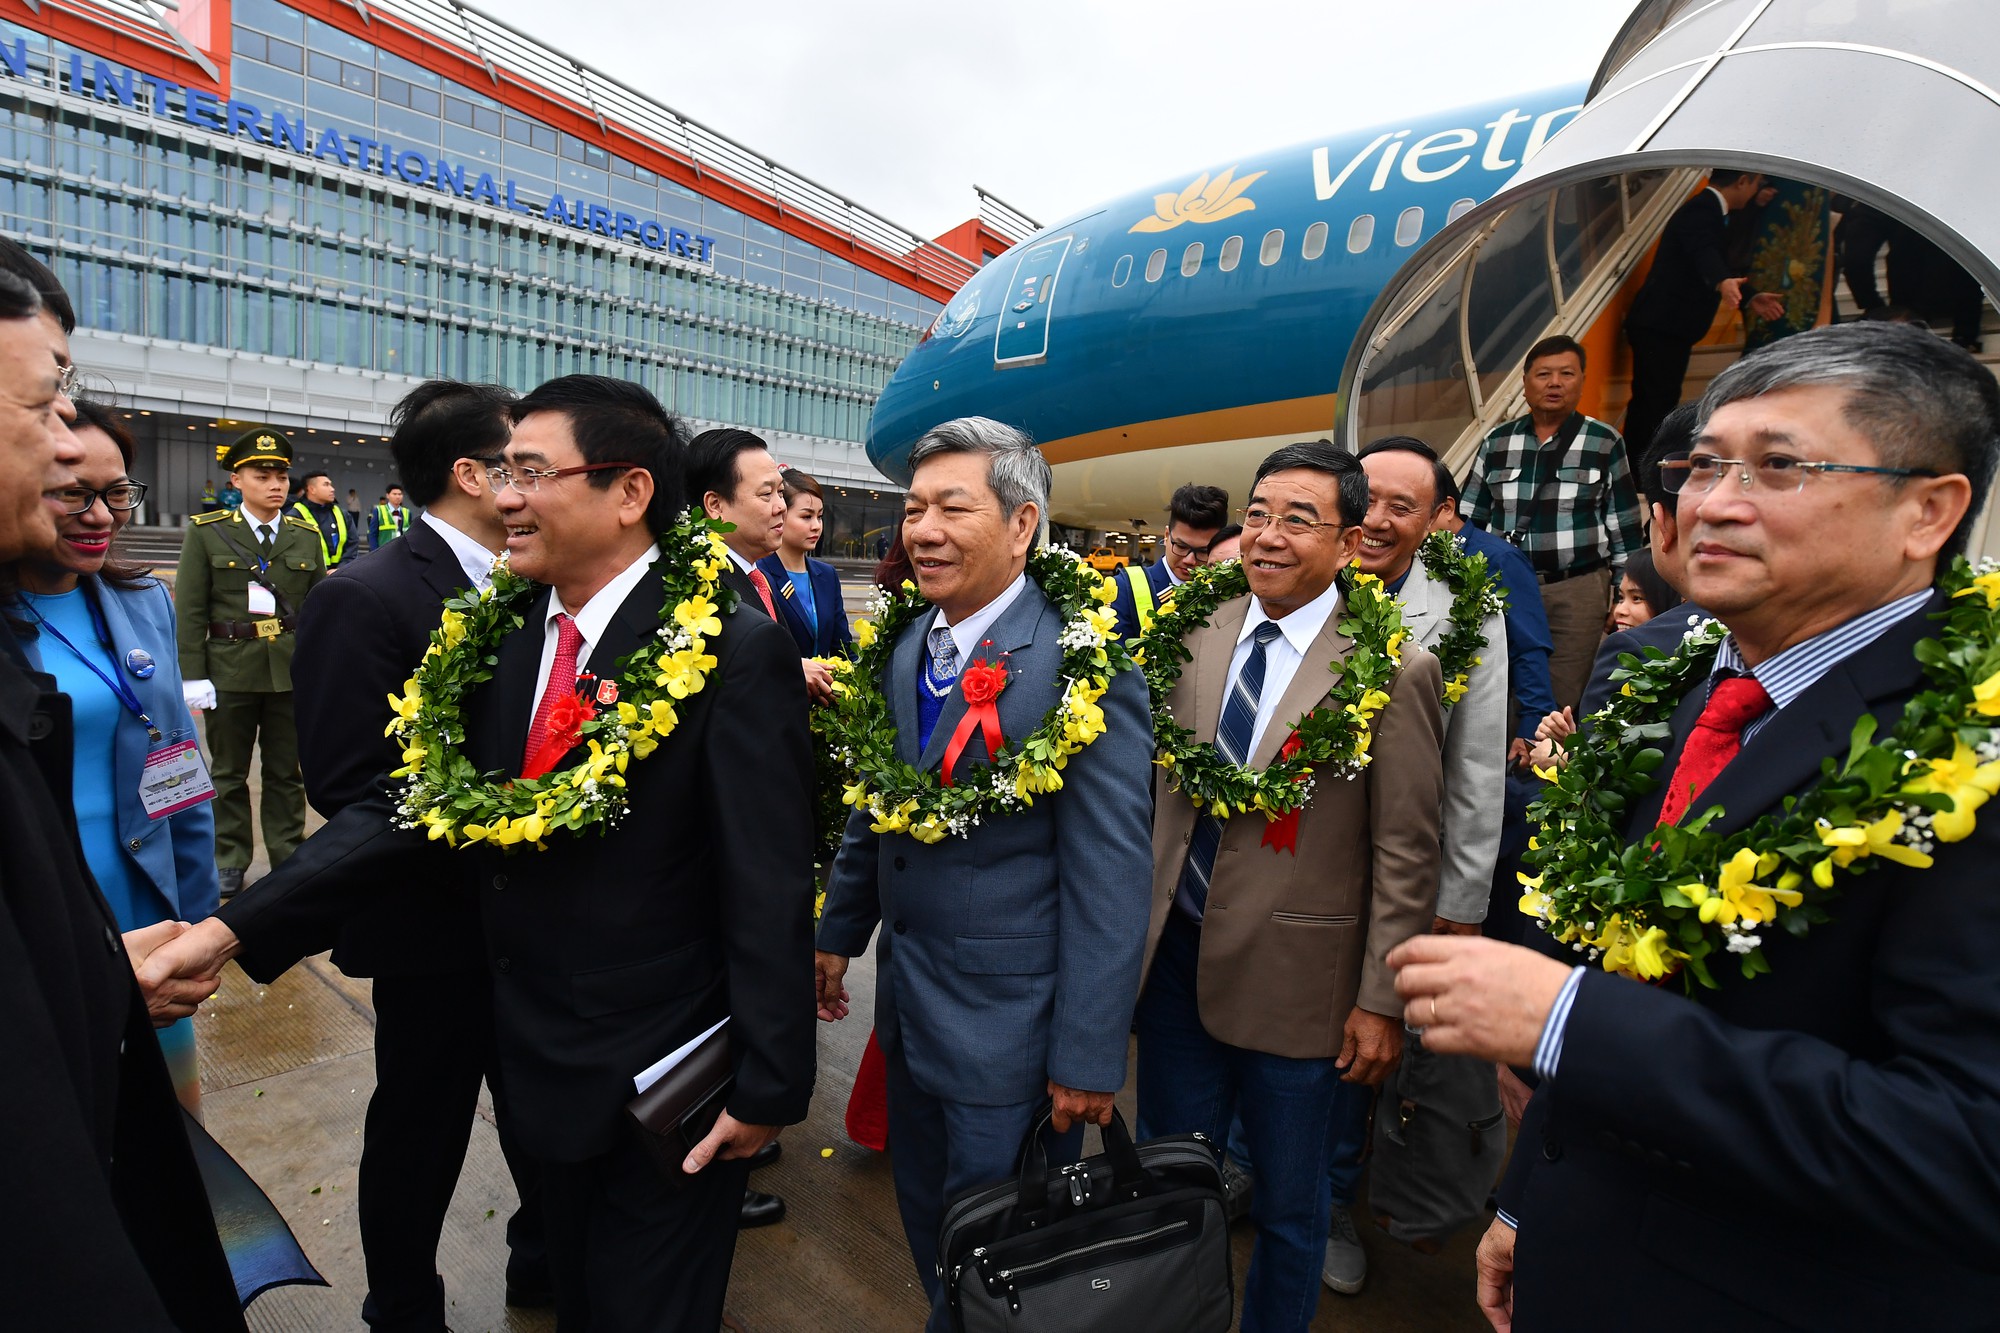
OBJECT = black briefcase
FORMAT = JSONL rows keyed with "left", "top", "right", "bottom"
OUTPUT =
{"left": 938, "top": 1105, "right": 1232, "bottom": 1332}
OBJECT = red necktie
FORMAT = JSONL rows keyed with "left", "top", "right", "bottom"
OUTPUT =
{"left": 523, "top": 613, "right": 584, "bottom": 776}
{"left": 1656, "top": 674, "right": 1772, "bottom": 826}
{"left": 745, "top": 565, "right": 778, "bottom": 619}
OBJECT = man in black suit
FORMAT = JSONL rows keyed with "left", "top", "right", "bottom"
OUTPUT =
{"left": 1393, "top": 322, "right": 2000, "bottom": 1331}
{"left": 1622, "top": 169, "right": 1787, "bottom": 459}
{"left": 145, "top": 375, "right": 818, "bottom": 1331}
{"left": 292, "top": 380, "right": 548, "bottom": 1328}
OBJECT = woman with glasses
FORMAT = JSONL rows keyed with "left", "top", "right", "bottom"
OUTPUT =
{"left": 6, "top": 398, "right": 217, "bottom": 1114}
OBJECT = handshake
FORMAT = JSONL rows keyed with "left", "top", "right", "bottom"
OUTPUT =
{"left": 125, "top": 917, "right": 244, "bottom": 1026}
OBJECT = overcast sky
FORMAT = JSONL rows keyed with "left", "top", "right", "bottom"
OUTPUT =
{"left": 478, "top": 0, "right": 1633, "bottom": 239}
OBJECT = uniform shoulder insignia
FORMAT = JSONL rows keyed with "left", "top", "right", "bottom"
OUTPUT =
{"left": 282, "top": 515, "right": 319, "bottom": 532}
{"left": 189, "top": 509, "right": 232, "bottom": 525}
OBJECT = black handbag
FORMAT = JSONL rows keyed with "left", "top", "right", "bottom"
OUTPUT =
{"left": 938, "top": 1105, "right": 1232, "bottom": 1332}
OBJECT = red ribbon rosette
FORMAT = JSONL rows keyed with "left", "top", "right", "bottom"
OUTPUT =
{"left": 521, "top": 691, "right": 597, "bottom": 782}
{"left": 1260, "top": 730, "right": 1308, "bottom": 856}
{"left": 941, "top": 658, "right": 1009, "bottom": 787}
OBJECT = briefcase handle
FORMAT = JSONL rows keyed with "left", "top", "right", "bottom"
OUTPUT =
{"left": 1014, "top": 1102, "right": 1151, "bottom": 1225}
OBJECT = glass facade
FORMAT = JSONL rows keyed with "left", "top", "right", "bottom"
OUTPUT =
{"left": 0, "top": 2, "right": 949, "bottom": 453}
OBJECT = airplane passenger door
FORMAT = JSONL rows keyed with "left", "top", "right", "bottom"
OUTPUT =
{"left": 994, "top": 235, "right": 1073, "bottom": 367}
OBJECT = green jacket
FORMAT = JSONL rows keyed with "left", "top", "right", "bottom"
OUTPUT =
{"left": 174, "top": 508, "right": 327, "bottom": 692}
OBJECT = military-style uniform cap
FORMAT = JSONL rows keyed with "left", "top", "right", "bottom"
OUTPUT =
{"left": 218, "top": 427, "right": 294, "bottom": 472}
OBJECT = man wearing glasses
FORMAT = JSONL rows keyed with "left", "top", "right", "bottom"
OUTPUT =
{"left": 1391, "top": 323, "right": 2000, "bottom": 1332}
{"left": 174, "top": 426, "right": 327, "bottom": 898}
{"left": 1109, "top": 482, "right": 1229, "bottom": 638}
{"left": 1134, "top": 441, "right": 1443, "bottom": 1331}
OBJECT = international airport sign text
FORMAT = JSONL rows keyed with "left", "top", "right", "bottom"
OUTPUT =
{"left": 3, "top": 42, "right": 721, "bottom": 263}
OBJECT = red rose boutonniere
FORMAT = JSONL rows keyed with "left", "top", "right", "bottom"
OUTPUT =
{"left": 521, "top": 688, "right": 597, "bottom": 782}
{"left": 942, "top": 652, "right": 1010, "bottom": 787}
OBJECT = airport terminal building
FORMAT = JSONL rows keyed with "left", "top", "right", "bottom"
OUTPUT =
{"left": 0, "top": 0, "right": 992, "bottom": 553}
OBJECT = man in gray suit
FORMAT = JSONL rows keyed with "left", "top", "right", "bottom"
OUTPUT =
{"left": 815, "top": 418, "right": 1155, "bottom": 1331}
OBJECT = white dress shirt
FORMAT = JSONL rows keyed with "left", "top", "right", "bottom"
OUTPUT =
{"left": 529, "top": 545, "right": 660, "bottom": 722}
{"left": 421, "top": 510, "right": 500, "bottom": 592}
{"left": 927, "top": 571, "right": 1029, "bottom": 666}
{"left": 239, "top": 509, "right": 281, "bottom": 548}
{"left": 1226, "top": 575, "right": 1343, "bottom": 759}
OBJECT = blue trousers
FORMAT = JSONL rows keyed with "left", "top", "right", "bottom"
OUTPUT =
{"left": 1136, "top": 912, "right": 1348, "bottom": 1333}
{"left": 884, "top": 1038, "right": 1081, "bottom": 1333}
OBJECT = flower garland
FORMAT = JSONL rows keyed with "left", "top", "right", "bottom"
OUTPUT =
{"left": 812, "top": 545, "right": 1134, "bottom": 844}
{"left": 384, "top": 511, "right": 735, "bottom": 850}
{"left": 1520, "top": 557, "right": 2000, "bottom": 989}
{"left": 1135, "top": 559, "right": 1410, "bottom": 821}
{"left": 1415, "top": 530, "right": 1504, "bottom": 709}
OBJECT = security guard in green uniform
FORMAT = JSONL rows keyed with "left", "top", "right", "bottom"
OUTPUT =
{"left": 175, "top": 427, "right": 327, "bottom": 896}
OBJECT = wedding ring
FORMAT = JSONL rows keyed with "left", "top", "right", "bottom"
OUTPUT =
{"left": 1427, "top": 996, "right": 1439, "bottom": 1027}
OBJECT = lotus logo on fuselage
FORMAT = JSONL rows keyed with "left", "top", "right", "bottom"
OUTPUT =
{"left": 936, "top": 290, "right": 980, "bottom": 338}
{"left": 1129, "top": 166, "right": 1267, "bottom": 233}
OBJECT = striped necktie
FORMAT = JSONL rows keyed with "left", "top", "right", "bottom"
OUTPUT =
{"left": 1177, "top": 620, "right": 1285, "bottom": 921}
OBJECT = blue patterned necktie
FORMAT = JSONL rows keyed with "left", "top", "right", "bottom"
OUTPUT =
{"left": 1177, "top": 620, "right": 1286, "bottom": 922}
{"left": 927, "top": 624, "right": 960, "bottom": 683}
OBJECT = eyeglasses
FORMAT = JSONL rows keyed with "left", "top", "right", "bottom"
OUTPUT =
{"left": 1659, "top": 454, "right": 1939, "bottom": 496}
{"left": 50, "top": 481, "right": 147, "bottom": 514}
{"left": 484, "top": 461, "right": 638, "bottom": 494}
{"left": 1241, "top": 507, "right": 1341, "bottom": 536}
{"left": 1166, "top": 534, "right": 1214, "bottom": 559}
{"left": 57, "top": 364, "right": 82, "bottom": 400}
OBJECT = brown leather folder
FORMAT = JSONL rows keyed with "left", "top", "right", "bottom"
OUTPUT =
{"left": 623, "top": 1024, "right": 735, "bottom": 1191}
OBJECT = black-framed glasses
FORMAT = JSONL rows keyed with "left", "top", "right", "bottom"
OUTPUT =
{"left": 50, "top": 481, "right": 147, "bottom": 514}
{"left": 484, "top": 461, "right": 638, "bottom": 494}
{"left": 1241, "top": 506, "right": 1341, "bottom": 536}
{"left": 1659, "top": 454, "right": 1940, "bottom": 496}
{"left": 1166, "top": 533, "right": 1215, "bottom": 559}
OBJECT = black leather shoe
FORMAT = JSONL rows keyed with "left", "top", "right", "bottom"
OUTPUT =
{"left": 747, "top": 1139, "right": 782, "bottom": 1171}
{"left": 739, "top": 1189, "right": 786, "bottom": 1228}
{"left": 504, "top": 1263, "right": 554, "bottom": 1309}
{"left": 217, "top": 867, "right": 245, "bottom": 899}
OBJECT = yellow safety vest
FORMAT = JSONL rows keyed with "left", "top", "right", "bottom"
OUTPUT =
{"left": 291, "top": 500, "right": 352, "bottom": 567}
{"left": 1122, "top": 563, "right": 1155, "bottom": 634}
{"left": 374, "top": 504, "right": 409, "bottom": 540}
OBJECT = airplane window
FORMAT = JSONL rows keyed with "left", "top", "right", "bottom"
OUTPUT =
{"left": 1181, "top": 242, "right": 1203, "bottom": 277}
{"left": 1219, "top": 236, "right": 1243, "bottom": 271}
{"left": 1302, "top": 221, "right": 1328, "bottom": 261}
{"left": 1447, "top": 197, "right": 1476, "bottom": 223}
{"left": 1112, "top": 254, "right": 1132, "bottom": 288}
{"left": 1259, "top": 229, "right": 1284, "bottom": 266}
{"left": 1347, "top": 215, "right": 1374, "bottom": 253}
{"left": 1395, "top": 205, "right": 1424, "bottom": 247}
{"left": 1145, "top": 249, "right": 1167, "bottom": 282}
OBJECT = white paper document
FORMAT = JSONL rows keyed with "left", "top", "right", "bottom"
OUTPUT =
{"left": 632, "top": 1016, "right": 728, "bottom": 1095}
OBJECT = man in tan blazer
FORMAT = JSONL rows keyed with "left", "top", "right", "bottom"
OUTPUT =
{"left": 1134, "top": 441, "right": 1443, "bottom": 1333}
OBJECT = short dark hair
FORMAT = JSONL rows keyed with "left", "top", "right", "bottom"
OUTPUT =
{"left": 1699, "top": 321, "right": 2000, "bottom": 559}
{"left": 1708, "top": 167, "right": 1759, "bottom": 188}
{"left": 1357, "top": 435, "right": 1454, "bottom": 512}
{"left": 1251, "top": 440, "right": 1368, "bottom": 526}
{"left": 296, "top": 469, "right": 331, "bottom": 489}
{"left": 1167, "top": 483, "right": 1229, "bottom": 531}
{"left": 511, "top": 375, "right": 688, "bottom": 533}
{"left": 1621, "top": 548, "right": 1679, "bottom": 614}
{"left": 67, "top": 398, "right": 152, "bottom": 591}
{"left": 389, "top": 380, "right": 516, "bottom": 506}
{"left": 685, "top": 428, "right": 772, "bottom": 510}
{"left": 780, "top": 468, "right": 824, "bottom": 506}
{"left": 0, "top": 239, "right": 72, "bottom": 333}
{"left": 1525, "top": 334, "right": 1586, "bottom": 374}
{"left": 0, "top": 268, "right": 42, "bottom": 323}
{"left": 1210, "top": 522, "right": 1242, "bottom": 545}
{"left": 1637, "top": 402, "right": 1700, "bottom": 498}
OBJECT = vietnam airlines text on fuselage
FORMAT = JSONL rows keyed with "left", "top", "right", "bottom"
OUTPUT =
{"left": 867, "top": 86, "right": 1586, "bottom": 527}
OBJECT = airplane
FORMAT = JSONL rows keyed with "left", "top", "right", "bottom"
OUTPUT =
{"left": 864, "top": 85, "right": 1588, "bottom": 532}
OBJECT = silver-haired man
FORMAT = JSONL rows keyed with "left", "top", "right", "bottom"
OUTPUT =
{"left": 815, "top": 417, "right": 1156, "bottom": 1331}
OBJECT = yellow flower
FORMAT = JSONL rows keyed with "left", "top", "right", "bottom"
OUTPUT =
{"left": 1953, "top": 570, "right": 2000, "bottom": 609}
{"left": 852, "top": 618, "right": 878, "bottom": 649}
{"left": 842, "top": 780, "right": 869, "bottom": 808}
{"left": 1443, "top": 675, "right": 1469, "bottom": 705}
{"left": 1813, "top": 809, "right": 1934, "bottom": 887}
{"left": 438, "top": 607, "right": 467, "bottom": 649}
{"left": 1082, "top": 606, "right": 1118, "bottom": 642}
{"left": 1972, "top": 670, "right": 2000, "bottom": 719}
{"left": 1385, "top": 629, "right": 1405, "bottom": 665}
{"left": 1628, "top": 926, "right": 1684, "bottom": 981}
{"left": 1516, "top": 872, "right": 1551, "bottom": 918}
{"left": 518, "top": 813, "right": 547, "bottom": 843}
{"left": 1090, "top": 578, "right": 1119, "bottom": 606}
{"left": 385, "top": 682, "right": 422, "bottom": 736}
{"left": 1901, "top": 739, "right": 2000, "bottom": 841}
{"left": 616, "top": 700, "right": 640, "bottom": 726}
{"left": 675, "top": 595, "right": 722, "bottom": 639}
{"left": 1681, "top": 848, "right": 1802, "bottom": 925}
{"left": 870, "top": 798, "right": 918, "bottom": 834}
{"left": 909, "top": 817, "right": 949, "bottom": 845}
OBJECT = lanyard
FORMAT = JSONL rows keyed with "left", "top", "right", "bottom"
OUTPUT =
{"left": 24, "top": 590, "right": 162, "bottom": 742}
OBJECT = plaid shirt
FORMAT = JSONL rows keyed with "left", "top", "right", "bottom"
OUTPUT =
{"left": 1461, "top": 412, "right": 1645, "bottom": 574}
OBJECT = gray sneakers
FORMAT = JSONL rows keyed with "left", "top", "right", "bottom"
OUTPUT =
{"left": 1322, "top": 1203, "right": 1367, "bottom": 1294}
